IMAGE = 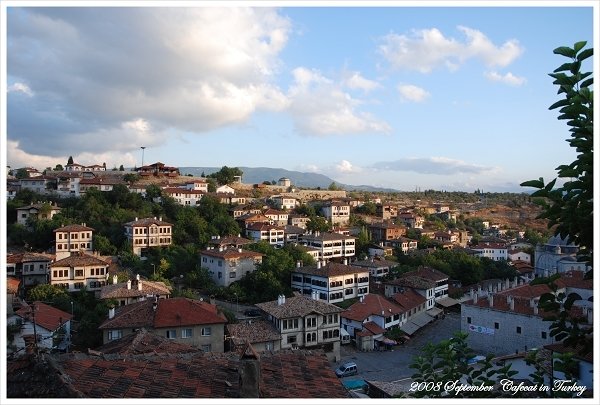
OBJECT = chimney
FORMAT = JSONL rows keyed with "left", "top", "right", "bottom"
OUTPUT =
{"left": 277, "top": 295, "right": 283, "bottom": 306}
{"left": 239, "top": 248, "right": 243, "bottom": 253}
{"left": 159, "top": 216, "right": 162, "bottom": 221}
{"left": 504, "top": 279, "right": 510, "bottom": 290}
{"left": 136, "top": 274, "right": 140, "bottom": 281}
{"left": 296, "top": 261, "right": 301, "bottom": 268}
{"left": 473, "top": 293, "right": 478, "bottom": 304}
{"left": 239, "top": 343, "right": 261, "bottom": 398}
{"left": 488, "top": 293, "right": 494, "bottom": 307}
{"left": 281, "top": 295, "right": 285, "bottom": 304}
{"left": 138, "top": 280, "right": 142, "bottom": 291}
{"left": 343, "top": 258, "right": 348, "bottom": 265}
{"left": 317, "top": 261, "right": 321, "bottom": 269}
{"left": 127, "top": 280, "right": 131, "bottom": 290}
{"left": 477, "top": 286, "right": 482, "bottom": 296}
{"left": 112, "top": 274, "right": 118, "bottom": 285}
{"left": 108, "top": 307, "right": 115, "bottom": 319}
{"left": 135, "top": 217, "right": 138, "bottom": 221}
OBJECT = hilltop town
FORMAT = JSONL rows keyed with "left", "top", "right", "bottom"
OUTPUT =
{"left": 5, "top": 159, "right": 593, "bottom": 398}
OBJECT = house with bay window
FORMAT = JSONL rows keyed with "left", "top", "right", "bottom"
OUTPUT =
{"left": 256, "top": 293, "right": 343, "bottom": 361}
{"left": 49, "top": 251, "right": 109, "bottom": 292}
{"left": 200, "top": 247, "right": 264, "bottom": 287}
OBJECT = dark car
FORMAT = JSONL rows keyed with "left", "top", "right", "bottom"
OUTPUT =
{"left": 244, "top": 309, "right": 262, "bottom": 317}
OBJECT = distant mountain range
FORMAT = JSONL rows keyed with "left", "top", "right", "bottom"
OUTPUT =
{"left": 178, "top": 166, "right": 399, "bottom": 193}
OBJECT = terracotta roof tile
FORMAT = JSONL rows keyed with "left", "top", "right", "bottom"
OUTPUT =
{"left": 226, "top": 320, "right": 281, "bottom": 346}
{"left": 391, "top": 289, "right": 427, "bottom": 311}
{"left": 124, "top": 217, "right": 173, "bottom": 227}
{"left": 99, "top": 280, "right": 172, "bottom": 299}
{"left": 256, "top": 294, "right": 342, "bottom": 319}
{"left": 342, "top": 294, "right": 404, "bottom": 322}
{"left": 54, "top": 224, "right": 95, "bottom": 232}
{"left": 16, "top": 301, "right": 73, "bottom": 331}
{"left": 50, "top": 252, "right": 109, "bottom": 268}
{"left": 200, "top": 247, "right": 264, "bottom": 260}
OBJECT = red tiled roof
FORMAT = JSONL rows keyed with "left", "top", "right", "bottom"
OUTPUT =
{"left": 153, "top": 298, "right": 227, "bottom": 328}
{"left": 363, "top": 321, "right": 386, "bottom": 335}
{"left": 100, "top": 298, "right": 227, "bottom": 329}
{"left": 16, "top": 302, "right": 72, "bottom": 331}
{"left": 392, "top": 289, "right": 427, "bottom": 311}
{"left": 246, "top": 223, "right": 284, "bottom": 231}
{"left": 559, "top": 270, "right": 593, "bottom": 290}
{"left": 342, "top": 294, "right": 404, "bottom": 322}
{"left": 54, "top": 224, "right": 95, "bottom": 232}
{"left": 6, "top": 252, "right": 53, "bottom": 264}
{"left": 162, "top": 187, "right": 205, "bottom": 195}
{"left": 45, "top": 348, "right": 349, "bottom": 398}
{"left": 402, "top": 266, "right": 449, "bottom": 282}
{"left": 7, "top": 277, "right": 21, "bottom": 294}
{"left": 495, "top": 283, "right": 556, "bottom": 299}
{"left": 50, "top": 252, "right": 109, "bottom": 268}
{"left": 124, "top": 217, "right": 173, "bottom": 227}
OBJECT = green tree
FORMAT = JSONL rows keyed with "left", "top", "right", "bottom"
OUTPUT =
{"left": 208, "top": 166, "right": 243, "bottom": 185}
{"left": 520, "top": 42, "right": 594, "bottom": 363}
{"left": 145, "top": 184, "right": 163, "bottom": 200}
{"left": 15, "top": 168, "right": 29, "bottom": 179}
{"left": 119, "top": 164, "right": 125, "bottom": 171}
{"left": 54, "top": 164, "right": 64, "bottom": 171}
{"left": 409, "top": 332, "right": 518, "bottom": 398}
{"left": 123, "top": 173, "right": 139, "bottom": 184}
{"left": 521, "top": 41, "right": 593, "bottom": 262}
{"left": 28, "top": 284, "right": 70, "bottom": 302}
{"left": 93, "top": 234, "right": 117, "bottom": 255}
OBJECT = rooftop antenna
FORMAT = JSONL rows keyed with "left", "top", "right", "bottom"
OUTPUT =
{"left": 140, "top": 146, "right": 146, "bottom": 167}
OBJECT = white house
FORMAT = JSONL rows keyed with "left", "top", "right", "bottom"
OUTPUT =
{"left": 291, "top": 261, "right": 369, "bottom": 304}
{"left": 200, "top": 247, "right": 264, "bottom": 287}
{"left": 471, "top": 242, "right": 508, "bottom": 261}
{"left": 8, "top": 302, "right": 73, "bottom": 353}
{"left": 54, "top": 223, "right": 94, "bottom": 260}
{"left": 256, "top": 293, "right": 343, "bottom": 362}
{"left": 299, "top": 232, "right": 356, "bottom": 261}
{"left": 16, "top": 202, "right": 61, "bottom": 226}
{"left": 321, "top": 200, "right": 350, "bottom": 226}
{"left": 49, "top": 251, "right": 109, "bottom": 292}
{"left": 124, "top": 217, "right": 173, "bottom": 256}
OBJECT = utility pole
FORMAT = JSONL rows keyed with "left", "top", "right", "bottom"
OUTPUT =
{"left": 31, "top": 303, "right": 38, "bottom": 355}
{"left": 141, "top": 146, "right": 146, "bottom": 167}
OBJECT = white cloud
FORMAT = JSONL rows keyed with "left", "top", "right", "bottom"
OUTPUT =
{"left": 7, "top": 7, "right": 291, "bottom": 157}
{"left": 288, "top": 67, "right": 391, "bottom": 136}
{"left": 398, "top": 84, "right": 430, "bottom": 102}
{"left": 484, "top": 71, "right": 526, "bottom": 86}
{"left": 372, "top": 156, "right": 497, "bottom": 175}
{"left": 378, "top": 26, "right": 523, "bottom": 73}
{"left": 335, "top": 160, "right": 359, "bottom": 173}
{"left": 344, "top": 72, "right": 380, "bottom": 92}
{"left": 7, "top": 82, "right": 34, "bottom": 96}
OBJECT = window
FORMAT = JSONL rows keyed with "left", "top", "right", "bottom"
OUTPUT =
{"left": 516, "top": 326, "right": 522, "bottom": 334}
{"left": 166, "top": 329, "right": 177, "bottom": 339}
{"left": 306, "top": 317, "right": 317, "bottom": 328}
{"left": 306, "top": 332, "right": 317, "bottom": 343}
{"left": 541, "top": 331, "right": 547, "bottom": 339}
{"left": 287, "top": 335, "right": 297, "bottom": 344}
{"left": 229, "top": 272, "right": 236, "bottom": 278}
{"left": 494, "top": 322, "right": 499, "bottom": 330}
{"left": 75, "top": 269, "right": 84, "bottom": 277}
{"left": 108, "top": 330, "right": 122, "bottom": 340}
{"left": 467, "top": 317, "right": 472, "bottom": 324}
{"left": 201, "top": 344, "right": 211, "bottom": 352}
{"left": 201, "top": 327, "right": 211, "bottom": 336}
{"left": 182, "top": 328, "right": 193, "bottom": 339}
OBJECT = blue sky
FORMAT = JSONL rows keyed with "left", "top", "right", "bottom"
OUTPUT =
{"left": 3, "top": 2, "right": 597, "bottom": 192}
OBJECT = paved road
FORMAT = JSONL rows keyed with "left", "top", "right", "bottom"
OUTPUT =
{"left": 334, "top": 312, "right": 462, "bottom": 383}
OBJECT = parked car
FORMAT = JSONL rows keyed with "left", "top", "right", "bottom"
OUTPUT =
{"left": 335, "top": 362, "right": 358, "bottom": 377}
{"left": 243, "top": 309, "right": 262, "bottom": 317}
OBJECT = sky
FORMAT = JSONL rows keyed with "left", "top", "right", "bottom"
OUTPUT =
{"left": 2, "top": 2, "right": 597, "bottom": 192}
